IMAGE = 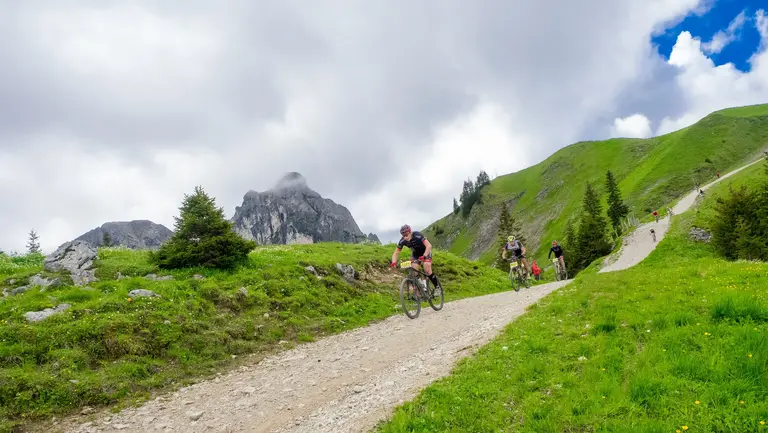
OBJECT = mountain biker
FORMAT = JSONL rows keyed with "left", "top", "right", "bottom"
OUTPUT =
{"left": 650, "top": 228, "right": 656, "bottom": 242}
{"left": 531, "top": 260, "right": 542, "bottom": 280}
{"left": 548, "top": 240, "right": 566, "bottom": 276}
{"left": 501, "top": 235, "right": 529, "bottom": 279}
{"left": 653, "top": 210, "right": 659, "bottom": 222}
{"left": 390, "top": 224, "right": 440, "bottom": 290}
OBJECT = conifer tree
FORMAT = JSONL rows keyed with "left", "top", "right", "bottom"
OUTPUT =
{"left": 149, "top": 186, "right": 257, "bottom": 269}
{"left": 573, "top": 182, "right": 611, "bottom": 273}
{"left": 605, "top": 170, "right": 629, "bottom": 235}
{"left": 26, "top": 229, "right": 41, "bottom": 254}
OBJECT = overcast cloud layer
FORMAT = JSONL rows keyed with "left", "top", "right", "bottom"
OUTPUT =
{"left": 1, "top": 0, "right": 768, "bottom": 253}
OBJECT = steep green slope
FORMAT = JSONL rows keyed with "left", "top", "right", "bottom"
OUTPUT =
{"left": 425, "top": 103, "right": 768, "bottom": 267}
{"left": 0, "top": 243, "right": 510, "bottom": 432}
{"left": 378, "top": 171, "right": 768, "bottom": 433}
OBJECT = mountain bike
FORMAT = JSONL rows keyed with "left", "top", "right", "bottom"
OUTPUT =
{"left": 552, "top": 257, "right": 567, "bottom": 281}
{"left": 508, "top": 257, "right": 530, "bottom": 292}
{"left": 397, "top": 260, "right": 444, "bottom": 319}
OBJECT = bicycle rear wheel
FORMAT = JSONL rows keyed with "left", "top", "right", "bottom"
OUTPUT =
{"left": 399, "top": 278, "right": 421, "bottom": 319}
{"left": 427, "top": 276, "right": 444, "bottom": 311}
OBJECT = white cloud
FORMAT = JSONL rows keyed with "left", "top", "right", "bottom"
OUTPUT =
{"left": 349, "top": 100, "right": 532, "bottom": 234}
{"left": 0, "top": 0, "right": 712, "bottom": 252}
{"left": 701, "top": 10, "right": 747, "bottom": 54}
{"left": 656, "top": 9, "right": 768, "bottom": 135}
{"left": 611, "top": 113, "right": 653, "bottom": 138}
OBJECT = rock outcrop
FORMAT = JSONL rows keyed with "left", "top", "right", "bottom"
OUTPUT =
{"left": 74, "top": 220, "right": 173, "bottom": 249}
{"left": 366, "top": 233, "right": 381, "bottom": 244}
{"left": 231, "top": 172, "right": 368, "bottom": 245}
{"left": 44, "top": 240, "right": 99, "bottom": 286}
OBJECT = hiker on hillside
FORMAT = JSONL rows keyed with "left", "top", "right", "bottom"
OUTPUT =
{"left": 716, "top": 171, "right": 720, "bottom": 178}
{"left": 667, "top": 207, "right": 673, "bottom": 218}
{"left": 652, "top": 210, "right": 659, "bottom": 222}
{"left": 650, "top": 228, "right": 656, "bottom": 242}
{"left": 531, "top": 260, "right": 541, "bottom": 281}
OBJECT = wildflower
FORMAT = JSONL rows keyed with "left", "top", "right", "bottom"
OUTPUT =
{"left": 682, "top": 426, "right": 688, "bottom": 430}
{"left": 704, "top": 332, "right": 710, "bottom": 336}
{"left": 739, "top": 400, "right": 745, "bottom": 405}
{"left": 748, "top": 354, "right": 753, "bottom": 358}
{"left": 695, "top": 400, "right": 700, "bottom": 405}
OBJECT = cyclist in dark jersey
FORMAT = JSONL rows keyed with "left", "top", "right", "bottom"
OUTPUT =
{"left": 548, "top": 240, "right": 566, "bottom": 276}
{"left": 390, "top": 224, "right": 439, "bottom": 289}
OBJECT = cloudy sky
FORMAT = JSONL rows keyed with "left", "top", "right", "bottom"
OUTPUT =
{"left": 1, "top": 0, "right": 767, "bottom": 253}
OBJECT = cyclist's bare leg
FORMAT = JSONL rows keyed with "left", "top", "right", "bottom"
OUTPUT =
{"left": 559, "top": 256, "right": 566, "bottom": 275}
{"left": 521, "top": 257, "right": 529, "bottom": 277}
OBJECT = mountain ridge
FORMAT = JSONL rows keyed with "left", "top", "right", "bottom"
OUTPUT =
{"left": 424, "top": 103, "right": 768, "bottom": 266}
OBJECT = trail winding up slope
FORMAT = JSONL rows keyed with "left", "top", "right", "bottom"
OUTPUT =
{"left": 599, "top": 157, "right": 764, "bottom": 273}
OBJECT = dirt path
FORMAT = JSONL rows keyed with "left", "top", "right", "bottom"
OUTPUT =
{"left": 599, "top": 158, "right": 764, "bottom": 273}
{"left": 52, "top": 281, "right": 569, "bottom": 433}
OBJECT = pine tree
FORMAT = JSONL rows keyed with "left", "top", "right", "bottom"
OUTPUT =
{"left": 572, "top": 183, "right": 611, "bottom": 273}
{"left": 476, "top": 170, "right": 491, "bottom": 188}
{"left": 711, "top": 185, "right": 758, "bottom": 260}
{"left": 453, "top": 198, "right": 460, "bottom": 215}
{"left": 733, "top": 216, "right": 764, "bottom": 261}
{"left": 26, "top": 229, "right": 41, "bottom": 254}
{"left": 149, "top": 186, "right": 257, "bottom": 269}
{"left": 562, "top": 217, "right": 578, "bottom": 266}
{"left": 459, "top": 179, "right": 479, "bottom": 217}
{"left": 102, "top": 232, "right": 113, "bottom": 247}
{"left": 493, "top": 202, "right": 527, "bottom": 269}
{"left": 494, "top": 203, "right": 512, "bottom": 269}
{"left": 605, "top": 170, "right": 629, "bottom": 235}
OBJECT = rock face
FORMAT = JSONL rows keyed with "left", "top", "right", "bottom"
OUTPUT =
{"left": 689, "top": 227, "right": 712, "bottom": 243}
{"left": 231, "top": 172, "right": 368, "bottom": 245}
{"left": 366, "top": 233, "right": 381, "bottom": 244}
{"left": 44, "top": 240, "right": 99, "bottom": 286}
{"left": 74, "top": 220, "right": 173, "bottom": 249}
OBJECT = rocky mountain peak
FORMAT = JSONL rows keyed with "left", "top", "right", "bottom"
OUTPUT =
{"left": 73, "top": 220, "right": 173, "bottom": 250}
{"left": 232, "top": 173, "right": 368, "bottom": 245}
{"left": 273, "top": 172, "right": 308, "bottom": 191}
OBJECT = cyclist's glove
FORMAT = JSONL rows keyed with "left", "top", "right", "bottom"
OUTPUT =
{"left": 390, "top": 261, "right": 397, "bottom": 268}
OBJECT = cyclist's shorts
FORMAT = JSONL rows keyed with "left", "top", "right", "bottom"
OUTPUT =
{"left": 411, "top": 252, "right": 433, "bottom": 263}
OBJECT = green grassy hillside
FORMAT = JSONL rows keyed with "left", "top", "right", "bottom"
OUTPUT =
{"left": 0, "top": 243, "right": 511, "bottom": 432}
{"left": 425, "top": 103, "right": 768, "bottom": 268}
{"left": 377, "top": 165, "right": 768, "bottom": 433}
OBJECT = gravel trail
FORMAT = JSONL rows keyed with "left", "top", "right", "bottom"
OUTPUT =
{"left": 50, "top": 281, "right": 569, "bottom": 433}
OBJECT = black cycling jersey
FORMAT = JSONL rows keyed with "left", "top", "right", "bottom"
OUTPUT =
{"left": 548, "top": 245, "right": 564, "bottom": 259}
{"left": 397, "top": 231, "right": 428, "bottom": 257}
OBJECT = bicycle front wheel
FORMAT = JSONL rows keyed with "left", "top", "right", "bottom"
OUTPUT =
{"left": 400, "top": 278, "right": 421, "bottom": 319}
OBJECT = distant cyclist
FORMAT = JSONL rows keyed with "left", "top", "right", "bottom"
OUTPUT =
{"left": 650, "top": 228, "right": 656, "bottom": 242}
{"left": 548, "top": 240, "right": 566, "bottom": 276}
{"left": 653, "top": 210, "right": 659, "bottom": 222}
{"left": 501, "top": 235, "right": 529, "bottom": 279}
{"left": 390, "top": 224, "right": 440, "bottom": 290}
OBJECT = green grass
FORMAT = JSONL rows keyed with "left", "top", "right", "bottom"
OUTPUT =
{"left": 377, "top": 197, "right": 768, "bottom": 432}
{"left": 0, "top": 243, "right": 514, "bottom": 432}
{"left": 424, "top": 103, "right": 768, "bottom": 269}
